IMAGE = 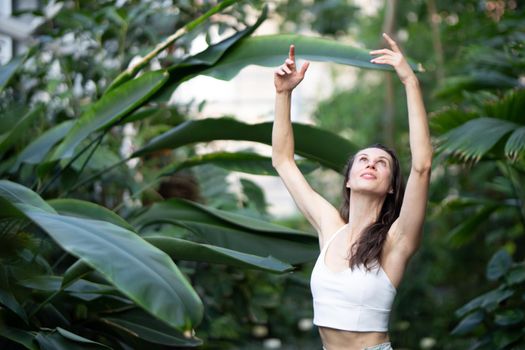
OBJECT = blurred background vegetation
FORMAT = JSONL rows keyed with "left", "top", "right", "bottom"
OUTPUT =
{"left": 0, "top": 0, "right": 524, "bottom": 349}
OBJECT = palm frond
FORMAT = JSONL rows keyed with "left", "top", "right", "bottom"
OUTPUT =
{"left": 430, "top": 108, "right": 478, "bottom": 136}
{"left": 434, "top": 72, "right": 521, "bottom": 99}
{"left": 484, "top": 88, "right": 525, "bottom": 124}
{"left": 437, "top": 117, "right": 518, "bottom": 163}
{"left": 505, "top": 126, "right": 525, "bottom": 161}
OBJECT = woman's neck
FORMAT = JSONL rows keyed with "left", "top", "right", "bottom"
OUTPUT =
{"left": 348, "top": 191, "right": 385, "bottom": 235}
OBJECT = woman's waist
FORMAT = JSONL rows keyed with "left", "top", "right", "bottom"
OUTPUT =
{"left": 319, "top": 326, "right": 389, "bottom": 350}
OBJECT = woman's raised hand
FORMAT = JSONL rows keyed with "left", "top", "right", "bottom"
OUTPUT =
{"left": 274, "top": 45, "right": 310, "bottom": 93}
{"left": 370, "top": 33, "right": 417, "bottom": 85}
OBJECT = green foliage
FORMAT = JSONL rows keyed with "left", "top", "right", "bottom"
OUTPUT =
{"left": 427, "top": 5, "right": 525, "bottom": 348}
{"left": 451, "top": 249, "right": 525, "bottom": 349}
{"left": 433, "top": 89, "right": 525, "bottom": 163}
{"left": 2, "top": 0, "right": 524, "bottom": 349}
{"left": 276, "top": 0, "right": 359, "bottom": 36}
{"left": 134, "top": 117, "right": 357, "bottom": 171}
{"left": 0, "top": 1, "right": 394, "bottom": 348}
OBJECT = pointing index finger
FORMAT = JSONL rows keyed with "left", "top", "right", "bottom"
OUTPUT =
{"left": 289, "top": 44, "right": 295, "bottom": 62}
{"left": 382, "top": 33, "right": 400, "bottom": 52}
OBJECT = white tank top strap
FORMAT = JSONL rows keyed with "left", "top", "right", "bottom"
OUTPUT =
{"left": 321, "top": 223, "right": 348, "bottom": 252}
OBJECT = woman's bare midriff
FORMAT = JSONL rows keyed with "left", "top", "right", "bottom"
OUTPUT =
{"left": 319, "top": 326, "right": 389, "bottom": 350}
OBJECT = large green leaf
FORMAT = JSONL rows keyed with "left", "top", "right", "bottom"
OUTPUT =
{"left": 13, "top": 120, "right": 75, "bottom": 169}
{"left": 455, "top": 287, "right": 514, "bottom": 317}
{"left": 0, "top": 56, "right": 25, "bottom": 92}
{"left": 46, "top": 198, "right": 138, "bottom": 289}
{"left": 0, "top": 180, "right": 55, "bottom": 215}
{"left": 31, "top": 213, "right": 202, "bottom": 329}
{"left": 18, "top": 276, "right": 116, "bottom": 302}
{"left": 0, "top": 266, "right": 28, "bottom": 323}
{"left": 161, "top": 151, "right": 318, "bottom": 177}
{"left": 0, "top": 180, "right": 203, "bottom": 331}
{"left": 179, "top": 5, "right": 268, "bottom": 67}
{"left": 146, "top": 236, "right": 293, "bottom": 273}
{"left": 51, "top": 71, "right": 168, "bottom": 161}
{"left": 136, "top": 198, "right": 310, "bottom": 238}
{"left": 202, "top": 34, "right": 416, "bottom": 81}
{"left": 35, "top": 327, "right": 110, "bottom": 350}
{"left": 506, "top": 264, "right": 525, "bottom": 285}
{"left": 160, "top": 29, "right": 413, "bottom": 101}
{"left": 486, "top": 249, "right": 512, "bottom": 281}
{"left": 437, "top": 117, "right": 518, "bottom": 162}
{"left": 133, "top": 117, "right": 356, "bottom": 171}
{"left": 0, "top": 327, "right": 37, "bottom": 350}
{"left": 451, "top": 311, "right": 485, "bottom": 335}
{"left": 47, "top": 198, "right": 135, "bottom": 232}
{"left": 101, "top": 309, "right": 202, "bottom": 347}
{"left": 494, "top": 309, "right": 524, "bottom": 326}
{"left": 0, "top": 107, "right": 42, "bottom": 155}
{"left": 133, "top": 199, "right": 318, "bottom": 265}
{"left": 0, "top": 289, "right": 28, "bottom": 323}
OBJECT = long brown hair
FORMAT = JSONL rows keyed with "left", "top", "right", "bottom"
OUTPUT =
{"left": 339, "top": 143, "right": 405, "bottom": 271}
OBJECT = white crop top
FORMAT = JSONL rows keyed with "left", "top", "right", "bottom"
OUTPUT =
{"left": 310, "top": 224, "right": 397, "bottom": 332}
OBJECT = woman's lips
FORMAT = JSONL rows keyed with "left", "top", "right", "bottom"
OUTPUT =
{"left": 360, "top": 172, "right": 377, "bottom": 179}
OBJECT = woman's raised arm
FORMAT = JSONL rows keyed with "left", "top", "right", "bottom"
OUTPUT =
{"left": 370, "top": 33, "right": 433, "bottom": 257}
{"left": 272, "top": 45, "right": 341, "bottom": 239}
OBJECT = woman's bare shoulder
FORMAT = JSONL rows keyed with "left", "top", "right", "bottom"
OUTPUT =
{"left": 318, "top": 215, "right": 347, "bottom": 248}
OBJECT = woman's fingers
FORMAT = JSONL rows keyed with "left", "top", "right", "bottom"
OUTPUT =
{"left": 289, "top": 44, "right": 295, "bottom": 61}
{"left": 276, "top": 44, "right": 308, "bottom": 77}
{"left": 370, "top": 56, "right": 390, "bottom": 63}
{"left": 369, "top": 49, "right": 393, "bottom": 56}
{"left": 299, "top": 61, "right": 310, "bottom": 76}
{"left": 370, "top": 58, "right": 393, "bottom": 65}
{"left": 382, "top": 33, "right": 401, "bottom": 52}
{"left": 275, "top": 67, "right": 285, "bottom": 76}
{"left": 282, "top": 64, "right": 292, "bottom": 74}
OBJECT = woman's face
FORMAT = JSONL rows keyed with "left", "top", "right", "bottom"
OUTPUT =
{"left": 346, "top": 147, "right": 394, "bottom": 196}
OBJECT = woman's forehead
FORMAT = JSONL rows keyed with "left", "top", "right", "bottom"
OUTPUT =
{"left": 356, "top": 147, "right": 392, "bottom": 160}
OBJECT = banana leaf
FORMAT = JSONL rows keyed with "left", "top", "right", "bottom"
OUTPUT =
{"left": 51, "top": 71, "right": 168, "bottom": 161}
{"left": 133, "top": 199, "right": 318, "bottom": 265}
{"left": 0, "top": 180, "right": 203, "bottom": 331}
{"left": 160, "top": 151, "right": 318, "bottom": 177}
{"left": 133, "top": 117, "right": 356, "bottom": 172}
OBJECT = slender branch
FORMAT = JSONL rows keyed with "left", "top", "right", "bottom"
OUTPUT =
{"left": 105, "top": 0, "right": 239, "bottom": 92}
{"left": 427, "top": 0, "right": 445, "bottom": 83}
{"left": 38, "top": 133, "right": 105, "bottom": 195}
{"left": 62, "top": 156, "right": 131, "bottom": 196}
{"left": 29, "top": 289, "right": 62, "bottom": 318}
{"left": 381, "top": 0, "right": 397, "bottom": 147}
{"left": 76, "top": 131, "right": 106, "bottom": 176}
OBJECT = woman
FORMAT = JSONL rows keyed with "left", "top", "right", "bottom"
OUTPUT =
{"left": 271, "top": 33, "right": 432, "bottom": 350}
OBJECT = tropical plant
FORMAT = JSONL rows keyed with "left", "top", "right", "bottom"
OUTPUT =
{"left": 0, "top": 0, "right": 410, "bottom": 348}
{"left": 429, "top": 8, "right": 525, "bottom": 347}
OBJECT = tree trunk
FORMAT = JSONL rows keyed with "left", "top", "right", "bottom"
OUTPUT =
{"left": 381, "top": 0, "right": 397, "bottom": 147}
{"left": 427, "top": 0, "right": 445, "bottom": 83}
